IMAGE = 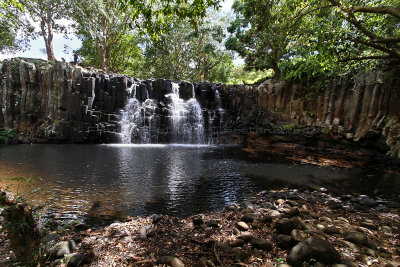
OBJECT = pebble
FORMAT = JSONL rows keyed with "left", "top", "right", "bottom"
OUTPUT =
{"left": 250, "top": 237, "right": 272, "bottom": 251}
{"left": 268, "top": 210, "right": 281, "bottom": 217}
{"left": 157, "top": 256, "right": 185, "bottom": 267}
{"left": 241, "top": 213, "right": 257, "bottom": 223}
{"left": 67, "top": 254, "right": 86, "bottom": 267}
{"left": 323, "top": 226, "right": 343, "bottom": 235}
{"left": 291, "top": 229, "right": 309, "bottom": 242}
{"left": 236, "top": 221, "right": 249, "bottom": 231}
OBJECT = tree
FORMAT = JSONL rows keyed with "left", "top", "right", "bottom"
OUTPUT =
{"left": 73, "top": 0, "right": 220, "bottom": 71}
{"left": 142, "top": 12, "right": 234, "bottom": 82}
{"left": 18, "top": 0, "right": 72, "bottom": 61}
{"left": 226, "top": 0, "right": 400, "bottom": 80}
{"left": 77, "top": 33, "right": 144, "bottom": 75}
{"left": 0, "top": 0, "right": 32, "bottom": 52}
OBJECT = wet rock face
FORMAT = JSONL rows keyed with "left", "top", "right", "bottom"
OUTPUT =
{"left": 0, "top": 59, "right": 124, "bottom": 143}
{"left": 1, "top": 58, "right": 399, "bottom": 154}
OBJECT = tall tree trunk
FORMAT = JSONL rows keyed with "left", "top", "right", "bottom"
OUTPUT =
{"left": 40, "top": 17, "right": 56, "bottom": 61}
{"left": 270, "top": 62, "right": 281, "bottom": 79}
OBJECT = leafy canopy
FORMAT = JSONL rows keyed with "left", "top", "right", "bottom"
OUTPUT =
{"left": 226, "top": 0, "right": 400, "bottom": 81}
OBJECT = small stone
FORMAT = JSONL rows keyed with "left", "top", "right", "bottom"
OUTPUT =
{"left": 287, "top": 237, "right": 341, "bottom": 267}
{"left": 261, "top": 202, "right": 273, "bottom": 209}
{"left": 67, "top": 254, "right": 86, "bottom": 267}
{"left": 336, "top": 239, "right": 359, "bottom": 250}
{"left": 217, "top": 243, "right": 232, "bottom": 253}
{"left": 237, "top": 234, "right": 253, "bottom": 242}
{"left": 343, "top": 232, "right": 368, "bottom": 246}
{"left": 51, "top": 240, "right": 76, "bottom": 259}
{"left": 230, "top": 239, "right": 245, "bottom": 247}
{"left": 138, "top": 227, "right": 147, "bottom": 239}
{"left": 336, "top": 217, "right": 349, "bottom": 223}
{"left": 316, "top": 224, "right": 326, "bottom": 231}
{"left": 276, "top": 234, "right": 295, "bottom": 249}
{"left": 152, "top": 214, "right": 162, "bottom": 224}
{"left": 360, "top": 221, "right": 378, "bottom": 230}
{"left": 232, "top": 247, "right": 249, "bottom": 262}
{"left": 324, "top": 226, "right": 343, "bottom": 235}
{"left": 291, "top": 229, "right": 309, "bottom": 242}
{"left": 192, "top": 217, "right": 204, "bottom": 226}
{"left": 233, "top": 228, "right": 240, "bottom": 235}
{"left": 206, "top": 220, "right": 219, "bottom": 228}
{"left": 262, "top": 215, "right": 274, "bottom": 223}
{"left": 285, "top": 207, "right": 300, "bottom": 217}
{"left": 275, "top": 217, "right": 305, "bottom": 235}
{"left": 356, "top": 254, "right": 369, "bottom": 264}
{"left": 241, "top": 213, "right": 257, "bottom": 223}
{"left": 320, "top": 216, "right": 332, "bottom": 223}
{"left": 276, "top": 199, "right": 285, "bottom": 205}
{"left": 269, "top": 210, "right": 281, "bottom": 217}
{"left": 198, "top": 257, "right": 208, "bottom": 267}
{"left": 250, "top": 238, "right": 273, "bottom": 252}
{"left": 236, "top": 221, "right": 249, "bottom": 231}
{"left": 157, "top": 256, "right": 185, "bottom": 267}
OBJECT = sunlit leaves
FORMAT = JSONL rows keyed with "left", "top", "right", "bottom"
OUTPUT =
{"left": 227, "top": 0, "right": 400, "bottom": 81}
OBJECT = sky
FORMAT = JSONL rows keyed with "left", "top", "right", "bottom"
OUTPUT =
{"left": 0, "top": 0, "right": 237, "bottom": 63}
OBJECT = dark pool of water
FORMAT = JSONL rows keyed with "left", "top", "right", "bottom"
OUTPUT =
{"left": 0, "top": 144, "right": 399, "bottom": 223}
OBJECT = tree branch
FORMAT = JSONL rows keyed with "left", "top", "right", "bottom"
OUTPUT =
{"left": 338, "top": 55, "right": 393, "bottom": 62}
{"left": 352, "top": 6, "right": 400, "bottom": 19}
{"left": 353, "top": 38, "right": 400, "bottom": 59}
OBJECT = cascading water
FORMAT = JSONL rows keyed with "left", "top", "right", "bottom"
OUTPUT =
{"left": 119, "top": 81, "right": 208, "bottom": 144}
{"left": 166, "top": 83, "right": 204, "bottom": 143}
{"left": 119, "top": 83, "right": 158, "bottom": 143}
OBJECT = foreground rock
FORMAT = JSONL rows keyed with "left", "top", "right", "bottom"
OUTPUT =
{"left": 287, "top": 237, "right": 341, "bottom": 266}
{"left": 1, "top": 188, "right": 399, "bottom": 266}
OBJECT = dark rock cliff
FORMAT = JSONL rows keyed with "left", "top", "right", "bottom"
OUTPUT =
{"left": 1, "top": 58, "right": 399, "bottom": 157}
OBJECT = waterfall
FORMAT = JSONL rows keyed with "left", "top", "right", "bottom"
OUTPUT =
{"left": 119, "top": 81, "right": 206, "bottom": 144}
{"left": 166, "top": 83, "right": 204, "bottom": 143}
{"left": 119, "top": 82, "right": 158, "bottom": 143}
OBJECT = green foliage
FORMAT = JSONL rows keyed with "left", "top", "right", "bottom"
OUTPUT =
{"left": 142, "top": 11, "right": 235, "bottom": 82}
{"left": 274, "top": 257, "right": 285, "bottom": 266}
{"left": 227, "top": 65, "right": 274, "bottom": 85}
{"left": 322, "top": 126, "right": 330, "bottom": 134}
{"left": 18, "top": 0, "right": 73, "bottom": 60}
{"left": 0, "top": 129, "right": 17, "bottom": 144}
{"left": 227, "top": 0, "right": 400, "bottom": 82}
{"left": 0, "top": 0, "right": 32, "bottom": 52}
{"left": 73, "top": 0, "right": 219, "bottom": 71}
{"left": 282, "top": 123, "right": 300, "bottom": 132}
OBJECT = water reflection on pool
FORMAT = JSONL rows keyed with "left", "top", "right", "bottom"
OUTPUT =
{"left": 0, "top": 144, "right": 399, "bottom": 222}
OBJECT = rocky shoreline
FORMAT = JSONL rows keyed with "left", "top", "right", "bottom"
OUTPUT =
{"left": 4, "top": 188, "right": 394, "bottom": 267}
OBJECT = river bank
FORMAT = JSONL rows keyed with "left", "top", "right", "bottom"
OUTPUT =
{"left": 2, "top": 188, "right": 398, "bottom": 266}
